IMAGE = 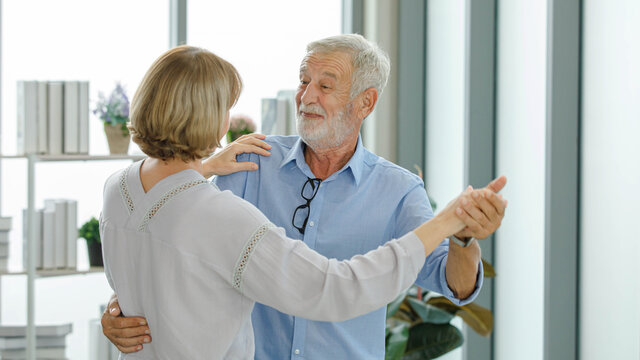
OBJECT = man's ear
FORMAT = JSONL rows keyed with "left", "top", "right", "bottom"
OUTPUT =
{"left": 357, "top": 88, "right": 378, "bottom": 119}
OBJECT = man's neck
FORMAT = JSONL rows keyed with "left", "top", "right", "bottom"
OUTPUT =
{"left": 303, "top": 136, "right": 358, "bottom": 180}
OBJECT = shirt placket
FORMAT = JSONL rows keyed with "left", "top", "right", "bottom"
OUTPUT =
{"left": 290, "top": 182, "right": 325, "bottom": 359}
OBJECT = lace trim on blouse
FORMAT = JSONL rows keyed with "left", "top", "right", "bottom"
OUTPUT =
{"left": 137, "top": 179, "right": 209, "bottom": 232}
{"left": 119, "top": 164, "right": 135, "bottom": 214}
{"left": 232, "top": 223, "right": 275, "bottom": 291}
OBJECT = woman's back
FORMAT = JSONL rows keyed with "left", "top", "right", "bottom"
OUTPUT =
{"left": 102, "top": 160, "right": 264, "bottom": 359}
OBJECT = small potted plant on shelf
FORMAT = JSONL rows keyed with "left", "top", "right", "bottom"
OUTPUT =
{"left": 226, "top": 114, "right": 257, "bottom": 143}
{"left": 78, "top": 217, "right": 102, "bottom": 267}
{"left": 93, "top": 82, "right": 130, "bottom": 154}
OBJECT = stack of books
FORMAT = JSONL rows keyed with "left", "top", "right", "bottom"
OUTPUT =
{"left": 0, "top": 323, "right": 72, "bottom": 359}
{"left": 16, "top": 80, "right": 90, "bottom": 156}
{"left": 22, "top": 199, "right": 77, "bottom": 271}
{"left": 0, "top": 217, "right": 11, "bottom": 272}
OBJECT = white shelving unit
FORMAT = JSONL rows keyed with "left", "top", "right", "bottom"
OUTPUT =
{"left": 0, "top": 153, "right": 144, "bottom": 360}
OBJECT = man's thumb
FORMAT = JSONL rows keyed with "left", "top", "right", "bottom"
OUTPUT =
{"left": 487, "top": 176, "right": 507, "bottom": 193}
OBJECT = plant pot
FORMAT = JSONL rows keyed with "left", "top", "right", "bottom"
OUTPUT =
{"left": 104, "top": 123, "right": 130, "bottom": 154}
{"left": 87, "top": 242, "right": 103, "bottom": 267}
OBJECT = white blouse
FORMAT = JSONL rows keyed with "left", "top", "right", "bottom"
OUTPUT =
{"left": 100, "top": 160, "right": 426, "bottom": 359}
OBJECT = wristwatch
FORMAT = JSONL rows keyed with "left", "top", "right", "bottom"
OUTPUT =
{"left": 451, "top": 236, "right": 476, "bottom": 248}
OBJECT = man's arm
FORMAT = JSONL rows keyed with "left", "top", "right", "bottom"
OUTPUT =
{"left": 101, "top": 293, "right": 150, "bottom": 353}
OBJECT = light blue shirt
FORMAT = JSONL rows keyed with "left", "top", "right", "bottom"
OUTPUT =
{"left": 214, "top": 135, "right": 483, "bottom": 360}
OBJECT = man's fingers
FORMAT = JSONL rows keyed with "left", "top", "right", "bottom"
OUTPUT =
{"left": 473, "top": 190, "right": 500, "bottom": 222}
{"left": 486, "top": 175, "right": 507, "bottom": 193}
{"left": 454, "top": 207, "right": 484, "bottom": 237}
{"left": 482, "top": 189, "right": 506, "bottom": 217}
{"left": 109, "top": 324, "right": 150, "bottom": 338}
{"left": 110, "top": 332, "right": 151, "bottom": 347}
{"left": 461, "top": 195, "right": 490, "bottom": 228}
{"left": 116, "top": 344, "right": 144, "bottom": 354}
{"left": 105, "top": 314, "right": 148, "bottom": 329}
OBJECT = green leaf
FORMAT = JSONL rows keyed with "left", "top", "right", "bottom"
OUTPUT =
{"left": 407, "top": 298, "right": 454, "bottom": 324}
{"left": 482, "top": 258, "right": 496, "bottom": 278}
{"left": 427, "top": 297, "right": 494, "bottom": 337}
{"left": 402, "top": 323, "right": 463, "bottom": 360}
{"left": 385, "top": 323, "right": 409, "bottom": 360}
{"left": 387, "top": 288, "right": 409, "bottom": 319}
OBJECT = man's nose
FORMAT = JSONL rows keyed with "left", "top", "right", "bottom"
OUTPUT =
{"left": 300, "top": 83, "right": 320, "bottom": 105}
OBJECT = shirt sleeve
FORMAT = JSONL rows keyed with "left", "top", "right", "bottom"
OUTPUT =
{"left": 237, "top": 226, "right": 427, "bottom": 322}
{"left": 394, "top": 183, "right": 484, "bottom": 306}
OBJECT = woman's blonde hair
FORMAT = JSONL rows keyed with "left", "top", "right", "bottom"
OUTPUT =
{"left": 129, "top": 45, "right": 242, "bottom": 161}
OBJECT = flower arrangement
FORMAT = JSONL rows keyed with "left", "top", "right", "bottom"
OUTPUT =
{"left": 93, "top": 83, "right": 130, "bottom": 137}
{"left": 227, "top": 114, "right": 257, "bottom": 143}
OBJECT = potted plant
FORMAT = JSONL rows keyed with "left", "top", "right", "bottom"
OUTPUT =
{"left": 93, "top": 82, "right": 130, "bottom": 154}
{"left": 78, "top": 217, "right": 102, "bottom": 267}
{"left": 226, "top": 114, "right": 256, "bottom": 143}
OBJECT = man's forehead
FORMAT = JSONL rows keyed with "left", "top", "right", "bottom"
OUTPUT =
{"left": 299, "top": 51, "right": 353, "bottom": 76}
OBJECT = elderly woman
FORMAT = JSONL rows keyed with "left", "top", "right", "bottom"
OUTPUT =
{"left": 101, "top": 45, "right": 481, "bottom": 359}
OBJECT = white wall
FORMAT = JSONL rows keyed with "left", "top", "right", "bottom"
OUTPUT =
{"left": 580, "top": 1, "right": 640, "bottom": 358}
{"left": 494, "top": 1, "right": 547, "bottom": 359}
{"left": 424, "top": 1, "right": 465, "bottom": 358}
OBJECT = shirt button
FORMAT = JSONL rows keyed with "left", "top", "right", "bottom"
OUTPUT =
{"left": 294, "top": 349, "right": 300, "bottom": 355}
{"left": 308, "top": 221, "right": 315, "bottom": 227}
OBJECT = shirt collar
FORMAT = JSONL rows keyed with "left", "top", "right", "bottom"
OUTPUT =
{"left": 280, "top": 135, "right": 365, "bottom": 186}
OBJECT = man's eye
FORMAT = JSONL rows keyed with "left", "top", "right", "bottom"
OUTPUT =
{"left": 321, "top": 85, "right": 331, "bottom": 89}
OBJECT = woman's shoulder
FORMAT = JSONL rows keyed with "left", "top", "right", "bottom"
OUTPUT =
{"left": 193, "top": 187, "right": 270, "bottom": 228}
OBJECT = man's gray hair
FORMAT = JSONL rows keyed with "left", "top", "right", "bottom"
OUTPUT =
{"left": 306, "top": 34, "right": 391, "bottom": 99}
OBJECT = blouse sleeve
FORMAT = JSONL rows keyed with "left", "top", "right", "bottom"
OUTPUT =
{"left": 235, "top": 225, "right": 426, "bottom": 322}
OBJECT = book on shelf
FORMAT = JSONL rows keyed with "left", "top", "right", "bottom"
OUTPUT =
{"left": 78, "top": 81, "right": 90, "bottom": 154}
{"left": 261, "top": 97, "right": 288, "bottom": 136}
{"left": 0, "top": 217, "right": 11, "bottom": 232}
{"left": 37, "top": 82, "right": 49, "bottom": 154}
{"left": 22, "top": 209, "right": 43, "bottom": 270}
{"left": 0, "top": 323, "right": 72, "bottom": 337}
{"left": 65, "top": 201, "right": 77, "bottom": 269}
{"left": 42, "top": 209, "right": 55, "bottom": 270}
{"left": 276, "top": 89, "right": 298, "bottom": 136}
{"left": 47, "top": 82, "right": 64, "bottom": 156}
{"left": 0, "top": 240, "right": 8, "bottom": 258}
{"left": 16, "top": 81, "right": 38, "bottom": 155}
{"left": 0, "top": 346, "right": 66, "bottom": 359}
{"left": 63, "top": 81, "right": 79, "bottom": 154}
{"left": 0, "top": 335, "right": 66, "bottom": 350}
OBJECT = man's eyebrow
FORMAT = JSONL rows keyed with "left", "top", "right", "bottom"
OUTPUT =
{"left": 322, "top": 71, "right": 337, "bottom": 80}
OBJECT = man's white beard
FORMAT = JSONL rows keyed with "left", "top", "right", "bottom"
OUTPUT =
{"left": 296, "top": 104, "right": 357, "bottom": 151}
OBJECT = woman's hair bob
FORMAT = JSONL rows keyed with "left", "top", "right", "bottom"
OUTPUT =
{"left": 129, "top": 45, "right": 242, "bottom": 161}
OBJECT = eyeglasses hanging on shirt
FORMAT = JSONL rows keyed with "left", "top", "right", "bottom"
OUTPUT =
{"left": 292, "top": 177, "right": 322, "bottom": 234}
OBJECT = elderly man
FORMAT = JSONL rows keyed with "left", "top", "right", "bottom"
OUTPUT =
{"left": 102, "top": 34, "right": 506, "bottom": 359}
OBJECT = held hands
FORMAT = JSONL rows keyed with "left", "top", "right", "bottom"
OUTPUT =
{"left": 201, "top": 133, "right": 272, "bottom": 178}
{"left": 435, "top": 176, "right": 508, "bottom": 240}
{"left": 454, "top": 176, "right": 507, "bottom": 240}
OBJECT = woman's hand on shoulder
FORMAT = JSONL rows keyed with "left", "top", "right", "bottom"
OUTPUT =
{"left": 202, "top": 133, "right": 271, "bottom": 178}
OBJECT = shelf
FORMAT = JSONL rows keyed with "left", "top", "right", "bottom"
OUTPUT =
{"left": 0, "top": 154, "right": 145, "bottom": 162}
{"left": 0, "top": 266, "right": 104, "bottom": 278}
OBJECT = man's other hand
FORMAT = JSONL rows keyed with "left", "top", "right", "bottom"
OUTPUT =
{"left": 101, "top": 293, "right": 151, "bottom": 353}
